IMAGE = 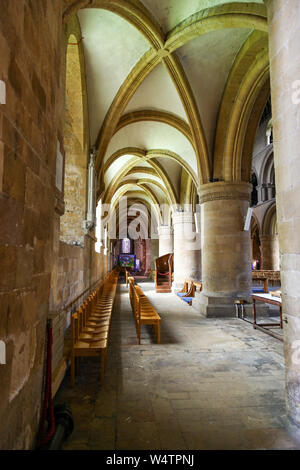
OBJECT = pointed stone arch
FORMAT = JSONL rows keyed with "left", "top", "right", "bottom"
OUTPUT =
{"left": 214, "top": 30, "right": 269, "bottom": 181}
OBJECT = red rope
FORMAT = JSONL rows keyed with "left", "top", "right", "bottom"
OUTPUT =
{"left": 158, "top": 272, "right": 170, "bottom": 276}
{"left": 37, "top": 321, "right": 55, "bottom": 448}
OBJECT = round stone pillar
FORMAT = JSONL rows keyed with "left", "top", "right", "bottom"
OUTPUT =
{"left": 260, "top": 234, "right": 280, "bottom": 270}
{"left": 157, "top": 225, "right": 173, "bottom": 257}
{"left": 172, "top": 212, "right": 201, "bottom": 289}
{"left": 265, "top": 0, "right": 300, "bottom": 434}
{"left": 198, "top": 181, "right": 252, "bottom": 317}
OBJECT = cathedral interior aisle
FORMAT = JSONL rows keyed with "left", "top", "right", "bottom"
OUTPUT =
{"left": 55, "top": 280, "right": 298, "bottom": 450}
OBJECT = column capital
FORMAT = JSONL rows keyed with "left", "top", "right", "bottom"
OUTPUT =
{"left": 172, "top": 211, "right": 194, "bottom": 226}
{"left": 157, "top": 224, "right": 174, "bottom": 237}
{"left": 198, "top": 181, "right": 252, "bottom": 205}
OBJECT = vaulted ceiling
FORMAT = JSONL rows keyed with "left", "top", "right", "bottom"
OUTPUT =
{"left": 63, "top": 0, "right": 268, "bottom": 221}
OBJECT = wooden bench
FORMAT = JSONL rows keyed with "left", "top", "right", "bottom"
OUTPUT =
{"left": 176, "top": 279, "right": 202, "bottom": 306}
{"left": 128, "top": 278, "right": 161, "bottom": 344}
{"left": 252, "top": 275, "right": 269, "bottom": 293}
{"left": 71, "top": 268, "right": 119, "bottom": 386}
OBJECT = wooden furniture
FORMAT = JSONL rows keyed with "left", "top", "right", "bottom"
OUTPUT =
{"left": 128, "top": 276, "right": 135, "bottom": 310}
{"left": 252, "top": 293, "right": 283, "bottom": 341}
{"left": 252, "top": 270, "right": 281, "bottom": 282}
{"left": 271, "top": 290, "right": 281, "bottom": 298}
{"left": 129, "top": 278, "right": 161, "bottom": 344}
{"left": 193, "top": 281, "right": 202, "bottom": 291}
{"left": 176, "top": 279, "right": 202, "bottom": 306}
{"left": 70, "top": 268, "right": 119, "bottom": 386}
{"left": 178, "top": 281, "right": 188, "bottom": 295}
{"left": 155, "top": 253, "right": 173, "bottom": 293}
{"left": 252, "top": 276, "right": 269, "bottom": 293}
{"left": 252, "top": 270, "right": 281, "bottom": 293}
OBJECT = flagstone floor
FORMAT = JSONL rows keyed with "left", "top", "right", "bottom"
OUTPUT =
{"left": 55, "top": 280, "right": 300, "bottom": 450}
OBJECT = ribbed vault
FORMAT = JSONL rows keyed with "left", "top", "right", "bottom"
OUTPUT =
{"left": 62, "top": 0, "right": 269, "bottom": 229}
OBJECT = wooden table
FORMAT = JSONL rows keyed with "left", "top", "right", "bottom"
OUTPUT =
{"left": 252, "top": 293, "right": 283, "bottom": 341}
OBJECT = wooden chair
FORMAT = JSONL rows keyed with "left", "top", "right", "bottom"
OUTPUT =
{"left": 176, "top": 280, "right": 196, "bottom": 305}
{"left": 132, "top": 285, "right": 161, "bottom": 344}
{"left": 70, "top": 269, "right": 119, "bottom": 386}
{"left": 193, "top": 281, "right": 202, "bottom": 292}
{"left": 71, "top": 312, "right": 108, "bottom": 386}
{"left": 178, "top": 281, "right": 188, "bottom": 294}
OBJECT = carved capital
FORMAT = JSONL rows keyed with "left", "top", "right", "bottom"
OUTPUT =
{"left": 158, "top": 225, "right": 174, "bottom": 237}
{"left": 198, "top": 181, "right": 252, "bottom": 205}
{"left": 260, "top": 234, "right": 278, "bottom": 242}
{"left": 172, "top": 211, "right": 194, "bottom": 226}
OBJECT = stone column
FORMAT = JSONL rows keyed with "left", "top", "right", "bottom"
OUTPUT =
{"left": 157, "top": 225, "right": 173, "bottom": 257}
{"left": 267, "top": 184, "right": 275, "bottom": 200}
{"left": 265, "top": 0, "right": 300, "bottom": 434}
{"left": 172, "top": 212, "right": 201, "bottom": 289}
{"left": 198, "top": 181, "right": 252, "bottom": 317}
{"left": 260, "top": 234, "right": 280, "bottom": 270}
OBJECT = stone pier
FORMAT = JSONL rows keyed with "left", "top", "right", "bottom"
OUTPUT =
{"left": 198, "top": 182, "right": 252, "bottom": 317}
{"left": 157, "top": 225, "right": 173, "bottom": 257}
{"left": 172, "top": 211, "right": 201, "bottom": 289}
{"left": 265, "top": 0, "right": 300, "bottom": 433}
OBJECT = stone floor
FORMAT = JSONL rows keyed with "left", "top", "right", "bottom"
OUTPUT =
{"left": 55, "top": 280, "right": 300, "bottom": 450}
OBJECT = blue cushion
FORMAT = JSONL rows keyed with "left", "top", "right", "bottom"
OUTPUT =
{"left": 252, "top": 287, "right": 266, "bottom": 293}
{"left": 182, "top": 297, "right": 193, "bottom": 303}
{"left": 177, "top": 292, "right": 186, "bottom": 297}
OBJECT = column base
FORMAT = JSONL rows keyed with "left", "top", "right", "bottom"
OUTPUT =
{"left": 196, "top": 292, "right": 269, "bottom": 318}
{"left": 197, "top": 293, "right": 239, "bottom": 317}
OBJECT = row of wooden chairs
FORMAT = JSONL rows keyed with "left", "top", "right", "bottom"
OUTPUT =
{"left": 71, "top": 268, "right": 120, "bottom": 386}
{"left": 128, "top": 277, "right": 161, "bottom": 344}
{"left": 176, "top": 279, "right": 202, "bottom": 306}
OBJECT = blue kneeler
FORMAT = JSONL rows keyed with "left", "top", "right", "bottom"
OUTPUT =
{"left": 176, "top": 292, "right": 193, "bottom": 305}
{"left": 252, "top": 287, "right": 266, "bottom": 293}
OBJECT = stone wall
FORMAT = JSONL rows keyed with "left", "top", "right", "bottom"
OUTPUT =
{"left": 0, "top": 1, "right": 109, "bottom": 449}
{"left": 0, "top": 0, "right": 64, "bottom": 449}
